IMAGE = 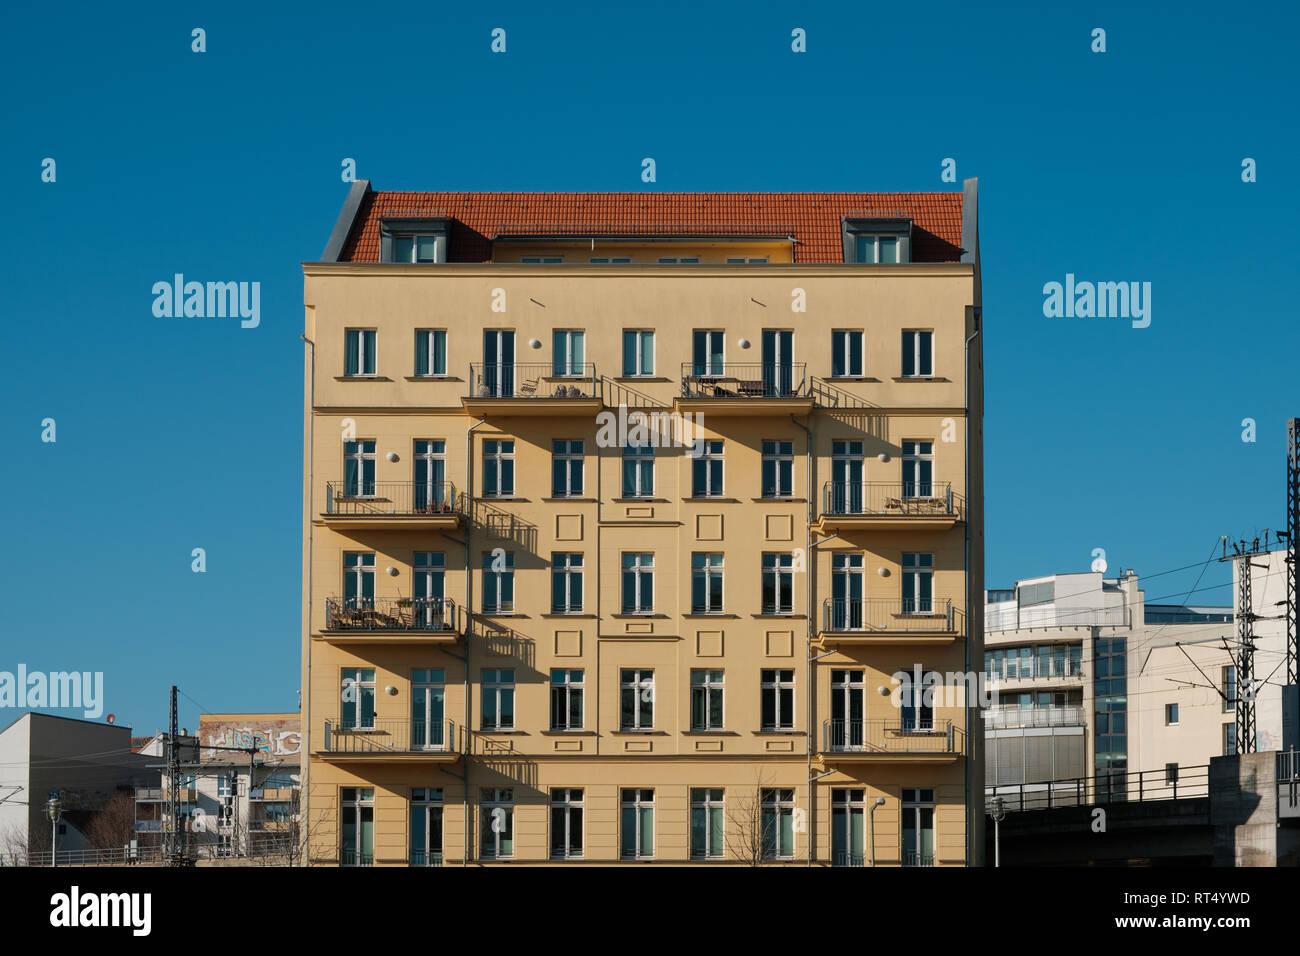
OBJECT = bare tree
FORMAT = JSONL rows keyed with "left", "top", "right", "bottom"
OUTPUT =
{"left": 725, "top": 775, "right": 776, "bottom": 866}
{"left": 84, "top": 790, "right": 137, "bottom": 850}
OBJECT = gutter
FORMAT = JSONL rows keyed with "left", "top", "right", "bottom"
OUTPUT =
{"left": 300, "top": 332, "right": 315, "bottom": 866}
{"left": 464, "top": 417, "right": 487, "bottom": 866}
{"left": 791, "top": 413, "right": 813, "bottom": 866}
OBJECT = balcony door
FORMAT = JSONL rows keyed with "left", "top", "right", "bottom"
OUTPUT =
{"left": 692, "top": 330, "right": 725, "bottom": 376}
{"left": 413, "top": 552, "right": 445, "bottom": 628}
{"left": 831, "top": 789, "right": 865, "bottom": 867}
{"left": 831, "top": 440, "right": 864, "bottom": 513}
{"left": 830, "top": 669, "right": 865, "bottom": 750}
{"left": 483, "top": 330, "right": 515, "bottom": 397}
{"left": 412, "top": 669, "right": 445, "bottom": 750}
{"left": 414, "top": 440, "right": 447, "bottom": 512}
{"left": 831, "top": 554, "right": 865, "bottom": 630}
{"left": 761, "top": 329, "right": 794, "bottom": 396}
{"left": 411, "top": 789, "right": 443, "bottom": 866}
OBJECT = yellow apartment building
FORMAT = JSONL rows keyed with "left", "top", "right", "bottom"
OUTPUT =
{"left": 300, "top": 184, "right": 985, "bottom": 865}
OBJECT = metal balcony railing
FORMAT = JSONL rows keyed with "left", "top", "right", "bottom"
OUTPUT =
{"left": 410, "top": 850, "right": 444, "bottom": 867}
{"left": 988, "top": 763, "right": 1211, "bottom": 811}
{"left": 324, "top": 597, "right": 457, "bottom": 632}
{"left": 822, "top": 718, "right": 960, "bottom": 754}
{"left": 982, "top": 705, "right": 1086, "bottom": 729}
{"left": 822, "top": 598, "right": 962, "bottom": 633}
{"left": 822, "top": 481, "right": 962, "bottom": 518}
{"left": 469, "top": 362, "right": 597, "bottom": 399}
{"left": 322, "top": 718, "right": 458, "bottom": 754}
{"left": 985, "top": 604, "right": 1132, "bottom": 630}
{"left": 340, "top": 849, "right": 374, "bottom": 867}
{"left": 324, "top": 480, "right": 460, "bottom": 517}
{"left": 831, "top": 850, "right": 866, "bottom": 867}
{"left": 680, "top": 362, "right": 809, "bottom": 398}
{"left": 902, "top": 850, "right": 935, "bottom": 867}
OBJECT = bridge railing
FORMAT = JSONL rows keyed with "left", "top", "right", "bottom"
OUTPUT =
{"left": 987, "top": 763, "right": 1211, "bottom": 812}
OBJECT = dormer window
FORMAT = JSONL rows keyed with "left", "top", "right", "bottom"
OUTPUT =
{"left": 379, "top": 218, "right": 449, "bottom": 263}
{"left": 843, "top": 218, "right": 912, "bottom": 264}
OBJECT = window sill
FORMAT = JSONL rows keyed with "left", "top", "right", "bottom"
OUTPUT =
{"left": 404, "top": 375, "right": 463, "bottom": 382}
{"left": 681, "top": 730, "right": 738, "bottom": 737}
{"left": 480, "top": 497, "right": 529, "bottom": 503}
{"left": 826, "top": 376, "right": 880, "bottom": 383}
{"left": 891, "top": 376, "right": 949, "bottom": 383}
{"left": 751, "top": 497, "right": 805, "bottom": 503}
{"left": 752, "top": 613, "right": 804, "bottom": 619}
{"left": 751, "top": 730, "right": 804, "bottom": 736}
{"left": 480, "top": 612, "right": 527, "bottom": 618}
{"left": 610, "top": 613, "right": 666, "bottom": 619}
{"left": 540, "top": 730, "right": 596, "bottom": 736}
{"left": 683, "top": 613, "right": 738, "bottom": 619}
{"left": 477, "top": 730, "right": 527, "bottom": 736}
{"left": 334, "top": 375, "right": 393, "bottom": 382}
{"left": 612, "top": 376, "right": 670, "bottom": 383}
{"left": 613, "top": 498, "right": 669, "bottom": 503}
{"left": 610, "top": 730, "right": 668, "bottom": 736}
{"left": 681, "top": 497, "right": 741, "bottom": 503}
{"left": 541, "top": 613, "right": 596, "bottom": 619}
{"left": 542, "top": 497, "right": 597, "bottom": 503}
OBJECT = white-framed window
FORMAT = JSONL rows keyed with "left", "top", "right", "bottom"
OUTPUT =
{"left": 621, "top": 553, "right": 654, "bottom": 613}
{"left": 411, "top": 668, "right": 445, "bottom": 749}
{"left": 410, "top": 788, "right": 443, "bottom": 867}
{"left": 393, "top": 235, "right": 441, "bottom": 263}
{"left": 658, "top": 256, "right": 700, "bottom": 264}
{"left": 480, "top": 788, "right": 514, "bottom": 859}
{"left": 692, "top": 330, "right": 725, "bottom": 376}
{"left": 761, "top": 789, "right": 795, "bottom": 860}
{"left": 1165, "top": 703, "right": 1179, "bottom": 725}
{"left": 620, "top": 789, "right": 655, "bottom": 860}
{"left": 413, "top": 439, "right": 448, "bottom": 512}
{"left": 552, "top": 440, "right": 584, "bottom": 497}
{"left": 855, "top": 234, "right": 902, "bottom": 264}
{"left": 902, "top": 440, "right": 934, "bottom": 497}
{"left": 590, "top": 256, "right": 632, "bottom": 264}
{"left": 690, "top": 669, "right": 725, "bottom": 731}
{"left": 415, "top": 329, "right": 447, "bottom": 376}
{"left": 550, "top": 669, "right": 584, "bottom": 731}
{"left": 341, "top": 787, "right": 375, "bottom": 866}
{"left": 521, "top": 256, "right": 563, "bottom": 263}
{"left": 831, "top": 553, "right": 866, "bottom": 630}
{"left": 690, "top": 788, "right": 725, "bottom": 859}
{"left": 691, "top": 553, "right": 724, "bottom": 614}
{"left": 761, "top": 669, "right": 795, "bottom": 731}
{"left": 551, "top": 552, "right": 584, "bottom": 613}
{"left": 481, "top": 669, "right": 515, "bottom": 731}
{"left": 344, "top": 329, "right": 377, "bottom": 376}
{"left": 483, "top": 439, "right": 514, "bottom": 497}
{"left": 726, "top": 256, "right": 769, "bottom": 264}
{"left": 831, "top": 788, "right": 865, "bottom": 867}
{"left": 343, "top": 440, "right": 376, "bottom": 497}
{"left": 622, "top": 442, "right": 654, "bottom": 497}
{"left": 901, "top": 788, "right": 934, "bottom": 866}
{"left": 553, "top": 329, "right": 586, "bottom": 376}
{"left": 342, "top": 552, "right": 375, "bottom": 609}
{"left": 482, "top": 551, "right": 514, "bottom": 614}
{"left": 830, "top": 669, "right": 866, "bottom": 750}
{"left": 620, "top": 669, "right": 654, "bottom": 730}
{"left": 692, "top": 440, "right": 724, "bottom": 497}
{"left": 341, "top": 668, "right": 375, "bottom": 729}
{"left": 831, "top": 329, "right": 864, "bottom": 377}
{"left": 762, "top": 440, "right": 794, "bottom": 498}
{"left": 902, "top": 552, "right": 934, "bottom": 614}
{"left": 622, "top": 329, "right": 655, "bottom": 376}
{"left": 550, "top": 788, "right": 584, "bottom": 859}
{"left": 902, "top": 330, "right": 934, "bottom": 377}
{"left": 762, "top": 553, "right": 795, "bottom": 614}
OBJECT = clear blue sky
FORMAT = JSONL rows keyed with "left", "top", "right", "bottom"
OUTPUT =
{"left": 1, "top": 1, "right": 1295, "bottom": 734}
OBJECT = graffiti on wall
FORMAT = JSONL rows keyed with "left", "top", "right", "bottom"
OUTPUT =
{"left": 199, "top": 716, "right": 300, "bottom": 763}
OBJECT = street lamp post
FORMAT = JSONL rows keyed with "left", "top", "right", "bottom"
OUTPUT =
{"left": 986, "top": 795, "right": 1006, "bottom": 867}
{"left": 47, "top": 797, "right": 62, "bottom": 868}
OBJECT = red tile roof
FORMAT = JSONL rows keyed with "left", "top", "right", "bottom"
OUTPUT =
{"left": 338, "top": 191, "right": 964, "bottom": 263}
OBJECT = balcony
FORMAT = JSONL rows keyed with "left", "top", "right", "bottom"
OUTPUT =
{"left": 340, "top": 849, "right": 374, "bottom": 867}
{"left": 816, "top": 481, "right": 963, "bottom": 532}
{"left": 322, "top": 481, "right": 462, "bottom": 531}
{"left": 902, "top": 851, "right": 935, "bottom": 867}
{"left": 317, "top": 718, "right": 460, "bottom": 764}
{"left": 818, "top": 718, "right": 962, "bottom": 764}
{"left": 676, "top": 363, "right": 814, "bottom": 416}
{"left": 982, "top": 705, "right": 1086, "bottom": 730}
{"left": 410, "top": 850, "right": 443, "bottom": 867}
{"left": 985, "top": 669, "right": 1085, "bottom": 691}
{"left": 464, "top": 363, "right": 603, "bottom": 416}
{"left": 816, "top": 598, "right": 963, "bottom": 646}
{"left": 985, "top": 605, "right": 1132, "bottom": 631}
{"left": 319, "top": 597, "right": 459, "bottom": 646}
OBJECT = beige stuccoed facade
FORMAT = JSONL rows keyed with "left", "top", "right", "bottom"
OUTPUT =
{"left": 300, "top": 185, "right": 985, "bottom": 865}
